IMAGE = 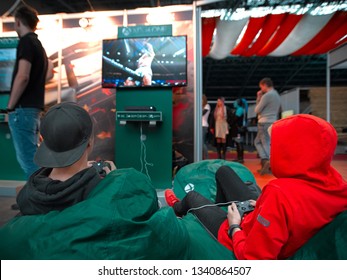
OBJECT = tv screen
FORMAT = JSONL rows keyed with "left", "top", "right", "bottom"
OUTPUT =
{"left": 0, "top": 37, "right": 18, "bottom": 94}
{"left": 102, "top": 35, "right": 187, "bottom": 88}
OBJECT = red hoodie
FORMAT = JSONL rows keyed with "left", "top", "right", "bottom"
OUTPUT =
{"left": 218, "top": 114, "right": 347, "bottom": 259}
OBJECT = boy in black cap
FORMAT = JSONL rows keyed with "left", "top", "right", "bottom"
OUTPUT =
{"left": 16, "top": 102, "right": 116, "bottom": 215}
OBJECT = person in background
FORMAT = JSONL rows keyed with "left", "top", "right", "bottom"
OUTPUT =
{"left": 210, "top": 97, "right": 229, "bottom": 160}
{"left": 7, "top": 5, "right": 53, "bottom": 180}
{"left": 230, "top": 99, "right": 247, "bottom": 163}
{"left": 254, "top": 77, "right": 281, "bottom": 175}
{"left": 202, "top": 94, "right": 211, "bottom": 159}
{"left": 165, "top": 114, "right": 347, "bottom": 259}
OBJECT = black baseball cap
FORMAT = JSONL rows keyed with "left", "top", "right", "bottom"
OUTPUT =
{"left": 34, "top": 102, "right": 93, "bottom": 168}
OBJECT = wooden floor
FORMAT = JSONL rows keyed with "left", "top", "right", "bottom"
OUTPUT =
{"left": 246, "top": 156, "right": 346, "bottom": 189}
{"left": 0, "top": 149, "right": 346, "bottom": 227}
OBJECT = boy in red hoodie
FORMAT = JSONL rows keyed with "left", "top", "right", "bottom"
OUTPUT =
{"left": 165, "top": 114, "right": 347, "bottom": 259}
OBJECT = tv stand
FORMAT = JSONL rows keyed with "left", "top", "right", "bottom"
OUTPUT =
{"left": 116, "top": 110, "right": 162, "bottom": 127}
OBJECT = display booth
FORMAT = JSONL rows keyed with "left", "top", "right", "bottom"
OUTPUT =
{"left": 0, "top": 5, "right": 200, "bottom": 194}
{"left": 113, "top": 25, "right": 180, "bottom": 189}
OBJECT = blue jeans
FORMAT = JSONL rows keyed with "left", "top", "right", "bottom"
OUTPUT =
{"left": 8, "top": 108, "right": 41, "bottom": 179}
{"left": 254, "top": 122, "right": 272, "bottom": 160}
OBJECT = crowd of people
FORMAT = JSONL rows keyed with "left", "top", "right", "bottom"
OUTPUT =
{"left": 205, "top": 97, "right": 246, "bottom": 162}
{"left": 202, "top": 77, "right": 281, "bottom": 175}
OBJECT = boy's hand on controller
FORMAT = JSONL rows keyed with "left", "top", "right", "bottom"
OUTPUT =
{"left": 227, "top": 202, "right": 242, "bottom": 226}
{"left": 103, "top": 160, "right": 116, "bottom": 175}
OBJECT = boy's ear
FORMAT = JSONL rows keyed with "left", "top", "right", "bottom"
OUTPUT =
{"left": 87, "top": 137, "right": 94, "bottom": 148}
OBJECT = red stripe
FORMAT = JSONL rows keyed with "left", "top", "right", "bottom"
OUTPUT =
{"left": 231, "top": 16, "right": 266, "bottom": 55}
{"left": 242, "top": 13, "right": 287, "bottom": 56}
{"left": 309, "top": 18, "right": 347, "bottom": 54}
{"left": 202, "top": 17, "right": 218, "bottom": 57}
{"left": 257, "top": 14, "right": 303, "bottom": 56}
{"left": 292, "top": 11, "right": 347, "bottom": 56}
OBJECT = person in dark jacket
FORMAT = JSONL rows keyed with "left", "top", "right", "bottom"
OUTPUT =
{"left": 16, "top": 102, "right": 116, "bottom": 215}
{"left": 230, "top": 99, "right": 247, "bottom": 163}
{"left": 0, "top": 102, "right": 231, "bottom": 260}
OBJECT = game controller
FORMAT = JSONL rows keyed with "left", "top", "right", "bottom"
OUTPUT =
{"left": 91, "top": 160, "right": 111, "bottom": 177}
{"left": 235, "top": 200, "right": 255, "bottom": 218}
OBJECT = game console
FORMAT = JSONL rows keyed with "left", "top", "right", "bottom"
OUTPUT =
{"left": 91, "top": 160, "right": 111, "bottom": 177}
{"left": 125, "top": 106, "right": 156, "bottom": 111}
{"left": 235, "top": 200, "right": 255, "bottom": 218}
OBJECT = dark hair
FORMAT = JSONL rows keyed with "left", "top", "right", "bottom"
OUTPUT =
{"left": 259, "top": 77, "right": 273, "bottom": 87}
{"left": 14, "top": 5, "right": 39, "bottom": 30}
{"left": 202, "top": 94, "right": 208, "bottom": 107}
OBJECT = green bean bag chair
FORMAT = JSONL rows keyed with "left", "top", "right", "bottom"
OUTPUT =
{"left": 1, "top": 160, "right": 345, "bottom": 259}
{"left": 0, "top": 167, "right": 233, "bottom": 260}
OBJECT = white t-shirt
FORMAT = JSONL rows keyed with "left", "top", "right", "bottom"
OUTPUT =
{"left": 202, "top": 103, "right": 211, "bottom": 127}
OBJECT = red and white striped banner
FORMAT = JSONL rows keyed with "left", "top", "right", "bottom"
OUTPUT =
{"left": 203, "top": 11, "right": 347, "bottom": 58}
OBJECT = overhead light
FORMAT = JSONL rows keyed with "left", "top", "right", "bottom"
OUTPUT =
{"left": 79, "top": 17, "right": 89, "bottom": 28}
{"left": 146, "top": 10, "right": 175, "bottom": 25}
{"left": 37, "top": 17, "right": 60, "bottom": 30}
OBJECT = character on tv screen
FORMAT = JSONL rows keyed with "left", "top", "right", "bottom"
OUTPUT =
{"left": 125, "top": 42, "right": 155, "bottom": 86}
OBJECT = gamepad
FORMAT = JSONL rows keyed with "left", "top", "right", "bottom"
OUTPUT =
{"left": 235, "top": 200, "right": 255, "bottom": 218}
{"left": 91, "top": 160, "right": 111, "bottom": 177}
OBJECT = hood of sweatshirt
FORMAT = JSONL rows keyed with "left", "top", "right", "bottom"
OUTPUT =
{"left": 270, "top": 114, "right": 342, "bottom": 187}
{"left": 17, "top": 167, "right": 102, "bottom": 215}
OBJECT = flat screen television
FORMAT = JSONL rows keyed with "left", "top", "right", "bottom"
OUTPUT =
{"left": 102, "top": 35, "right": 187, "bottom": 88}
{"left": 0, "top": 37, "right": 18, "bottom": 94}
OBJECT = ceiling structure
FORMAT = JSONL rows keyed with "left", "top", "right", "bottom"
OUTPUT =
{"left": 203, "top": 54, "right": 347, "bottom": 99}
{"left": 1, "top": 0, "right": 347, "bottom": 101}
{"left": 2, "top": 0, "right": 345, "bottom": 14}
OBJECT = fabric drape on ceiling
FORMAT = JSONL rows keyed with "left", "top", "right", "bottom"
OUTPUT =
{"left": 202, "top": 17, "right": 218, "bottom": 57}
{"left": 257, "top": 13, "right": 303, "bottom": 56}
{"left": 208, "top": 17, "right": 249, "bottom": 59}
{"left": 241, "top": 13, "right": 287, "bottom": 56}
{"left": 266, "top": 13, "right": 333, "bottom": 56}
{"left": 292, "top": 11, "right": 347, "bottom": 55}
{"left": 203, "top": 11, "right": 347, "bottom": 58}
{"left": 231, "top": 16, "right": 266, "bottom": 55}
{"left": 313, "top": 27, "right": 347, "bottom": 54}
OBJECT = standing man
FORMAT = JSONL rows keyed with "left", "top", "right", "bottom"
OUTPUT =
{"left": 254, "top": 77, "right": 281, "bottom": 175}
{"left": 7, "top": 5, "right": 51, "bottom": 179}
